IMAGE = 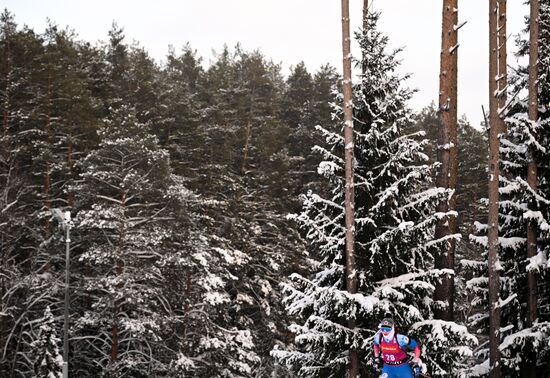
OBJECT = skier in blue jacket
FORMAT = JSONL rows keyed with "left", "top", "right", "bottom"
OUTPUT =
{"left": 373, "top": 318, "right": 423, "bottom": 378}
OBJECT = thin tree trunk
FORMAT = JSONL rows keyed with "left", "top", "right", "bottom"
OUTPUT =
{"left": 526, "top": 0, "right": 539, "bottom": 330}
{"left": 182, "top": 269, "right": 192, "bottom": 340}
{"left": 448, "top": 1, "right": 459, "bottom": 320}
{"left": 44, "top": 77, "right": 52, "bottom": 233}
{"left": 434, "top": 0, "right": 458, "bottom": 321}
{"left": 361, "top": 0, "right": 369, "bottom": 76}
{"left": 43, "top": 77, "right": 53, "bottom": 273}
{"left": 2, "top": 35, "right": 10, "bottom": 162}
{"left": 340, "top": 0, "right": 358, "bottom": 376}
{"left": 497, "top": 0, "right": 508, "bottom": 135}
{"left": 111, "top": 190, "right": 127, "bottom": 362}
{"left": 241, "top": 85, "right": 256, "bottom": 176}
{"left": 241, "top": 120, "right": 252, "bottom": 175}
{"left": 363, "top": 0, "right": 368, "bottom": 32}
{"left": 488, "top": 1, "right": 502, "bottom": 376}
{"left": 67, "top": 138, "right": 74, "bottom": 208}
{"left": 525, "top": 5, "right": 539, "bottom": 377}
{"left": 524, "top": 4, "right": 539, "bottom": 376}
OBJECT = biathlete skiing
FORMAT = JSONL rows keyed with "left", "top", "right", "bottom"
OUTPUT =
{"left": 373, "top": 318, "right": 424, "bottom": 378}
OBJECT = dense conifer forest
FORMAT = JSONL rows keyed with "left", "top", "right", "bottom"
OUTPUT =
{"left": 0, "top": 3, "right": 549, "bottom": 377}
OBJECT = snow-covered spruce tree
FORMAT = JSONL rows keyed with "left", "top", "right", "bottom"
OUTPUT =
{"left": 272, "top": 11, "right": 476, "bottom": 377}
{"left": 30, "top": 306, "right": 63, "bottom": 378}
{"left": 497, "top": 0, "right": 550, "bottom": 371}
{"left": 466, "top": 3, "right": 550, "bottom": 375}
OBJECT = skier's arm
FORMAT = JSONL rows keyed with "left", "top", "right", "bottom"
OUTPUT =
{"left": 414, "top": 344, "right": 421, "bottom": 360}
{"left": 407, "top": 338, "right": 421, "bottom": 360}
{"left": 372, "top": 334, "right": 382, "bottom": 372}
{"left": 373, "top": 333, "right": 380, "bottom": 357}
{"left": 397, "top": 334, "right": 421, "bottom": 360}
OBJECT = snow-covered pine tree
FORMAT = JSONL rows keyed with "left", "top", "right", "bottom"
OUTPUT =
{"left": 72, "top": 104, "right": 181, "bottom": 376}
{"left": 273, "top": 11, "right": 476, "bottom": 377}
{"left": 156, "top": 45, "right": 205, "bottom": 176}
{"left": 466, "top": 2, "right": 550, "bottom": 375}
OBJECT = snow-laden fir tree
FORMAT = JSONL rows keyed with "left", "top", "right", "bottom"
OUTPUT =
{"left": 272, "top": 11, "right": 477, "bottom": 377}
{"left": 30, "top": 306, "right": 63, "bottom": 378}
{"left": 466, "top": 3, "right": 550, "bottom": 375}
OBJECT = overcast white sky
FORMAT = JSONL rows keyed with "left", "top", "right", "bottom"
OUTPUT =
{"left": 4, "top": 0, "right": 529, "bottom": 127}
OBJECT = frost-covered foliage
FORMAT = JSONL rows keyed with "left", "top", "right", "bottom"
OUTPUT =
{"left": 273, "top": 11, "right": 476, "bottom": 377}
{"left": 73, "top": 104, "right": 178, "bottom": 376}
{"left": 30, "top": 306, "right": 63, "bottom": 378}
{"left": 1, "top": 9, "right": 343, "bottom": 377}
{"left": 465, "top": 3, "right": 550, "bottom": 375}
{"left": 72, "top": 105, "right": 261, "bottom": 377}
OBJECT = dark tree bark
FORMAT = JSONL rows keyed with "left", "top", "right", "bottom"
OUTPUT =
{"left": 362, "top": 0, "right": 369, "bottom": 76}
{"left": 340, "top": 0, "right": 358, "bottom": 376}
{"left": 488, "top": 1, "right": 502, "bottom": 376}
{"left": 111, "top": 191, "right": 127, "bottom": 363}
{"left": 434, "top": 0, "right": 458, "bottom": 321}
{"left": 497, "top": 0, "right": 508, "bottom": 135}
{"left": 363, "top": 0, "right": 369, "bottom": 34}
{"left": 44, "top": 77, "right": 52, "bottom": 233}
{"left": 526, "top": 0, "right": 539, "bottom": 330}
{"left": 241, "top": 85, "right": 255, "bottom": 176}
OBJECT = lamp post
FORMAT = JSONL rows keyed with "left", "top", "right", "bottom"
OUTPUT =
{"left": 51, "top": 208, "right": 71, "bottom": 378}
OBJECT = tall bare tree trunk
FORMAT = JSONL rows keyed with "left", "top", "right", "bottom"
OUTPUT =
{"left": 1, "top": 33, "right": 10, "bottom": 159}
{"left": 497, "top": 0, "right": 508, "bottom": 135}
{"left": 340, "top": 0, "right": 358, "bottom": 376}
{"left": 527, "top": 0, "right": 539, "bottom": 329}
{"left": 488, "top": 1, "right": 502, "bottom": 376}
{"left": 525, "top": 2, "right": 540, "bottom": 376}
{"left": 434, "top": 0, "right": 458, "bottom": 321}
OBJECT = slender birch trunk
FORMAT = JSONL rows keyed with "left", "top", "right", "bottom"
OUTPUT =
{"left": 488, "top": 1, "right": 502, "bottom": 376}
{"left": 434, "top": 0, "right": 458, "bottom": 321}
{"left": 340, "top": 0, "right": 358, "bottom": 376}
